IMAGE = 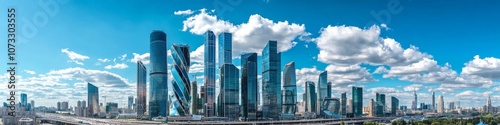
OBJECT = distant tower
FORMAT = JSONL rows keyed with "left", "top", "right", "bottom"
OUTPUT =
{"left": 413, "top": 91, "right": 417, "bottom": 110}
{"left": 432, "top": 92, "right": 435, "bottom": 111}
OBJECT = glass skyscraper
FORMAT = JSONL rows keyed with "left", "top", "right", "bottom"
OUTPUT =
{"left": 352, "top": 86, "right": 363, "bottom": 117}
{"left": 391, "top": 96, "right": 399, "bottom": 115}
{"left": 171, "top": 44, "right": 191, "bottom": 116}
{"left": 218, "top": 32, "right": 232, "bottom": 65}
{"left": 88, "top": 83, "right": 99, "bottom": 117}
{"left": 136, "top": 61, "right": 147, "bottom": 117}
{"left": 149, "top": 30, "right": 168, "bottom": 118}
{"left": 204, "top": 30, "right": 216, "bottom": 117}
{"left": 128, "top": 96, "right": 133, "bottom": 110}
{"left": 321, "top": 98, "right": 341, "bottom": 118}
{"left": 327, "top": 82, "right": 332, "bottom": 98}
{"left": 341, "top": 92, "right": 347, "bottom": 116}
{"left": 219, "top": 63, "right": 240, "bottom": 120}
{"left": 317, "top": 71, "right": 328, "bottom": 113}
{"left": 305, "top": 81, "right": 316, "bottom": 113}
{"left": 191, "top": 81, "right": 199, "bottom": 115}
{"left": 261, "top": 40, "right": 281, "bottom": 120}
{"left": 20, "top": 93, "right": 27, "bottom": 107}
{"left": 241, "top": 53, "right": 258, "bottom": 121}
{"left": 282, "top": 61, "right": 297, "bottom": 115}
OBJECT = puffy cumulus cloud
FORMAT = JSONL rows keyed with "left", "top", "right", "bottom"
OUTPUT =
{"left": 404, "top": 84, "right": 423, "bottom": 92}
{"left": 386, "top": 58, "right": 441, "bottom": 75}
{"left": 326, "top": 64, "right": 376, "bottom": 87}
{"left": 461, "top": 55, "right": 500, "bottom": 79}
{"left": 182, "top": 9, "right": 307, "bottom": 57}
{"left": 190, "top": 63, "right": 204, "bottom": 73}
{"left": 316, "top": 25, "right": 431, "bottom": 66}
{"left": 130, "top": 53, "right": 150, "bottom": 64}
{"left": 46, "top": 67, "right": 131, "bottom": 88}
{"left": 454, "top": 90, "right": 493, "bottom": 103}
{"left": 295, "top": 66, "right": 322, "bottom": 88}
{"left": 104, "top": 63, "right": 129, "bottom": 69}
{"left": 61, "top": 48, "right": 89, "bottom": 65}
{"left": 174, "top": 9, "right": 194, "bottom": 15}
{"left": 24, "top": 70, "right": 36, "bottom": 75}
{"left": 190, "top": 44, "right": 204, "bottom": 64}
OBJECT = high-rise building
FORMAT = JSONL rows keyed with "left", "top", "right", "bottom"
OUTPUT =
{"left": 368, "top": 99, "right": 374, "bottom": 117}
{"left": 241, "top": 53, "right": 258, "bottom": 121}
{"left": 61, "top": 101, "right": 69, "bottom": 111}
{"left": 57, "top": 102, "right": 61, "bottom": 111}
{"left": 128, "top": 96, "right": 133, "bottom": 111}
{"left": 352, "top": 86, "right": 363, "bottom": 117}
{"left": 327, "top": 82, "right": 332, "bottom": 98}
{"left": 282, "top": 61, "right": 297, "bottom": 115}
{"left": 149, "top": 30, "right": 169, "bottom": 118}
{"left": 391, "top": 96, "right": 399, "bottom": 115}
{"left": 191, "top": 81, "right": 199, "bottom": 115}
{"left": 317, "top": 71, "right": 328, "bottom": 100}
{"left": 305, "top": 81, "right": 317, "bottom": 113}
{"left": 200, "top": 85, "right": 206, "bottom": 115}
{"left": 105, "top": 102, "right": 118, "bottom": 114}
{"left": 31, "top": 100, "right": 35, "bottom": 109}
{"left": 432, "top": 92, "right": 435, "bottom": 111}
{"left": 137, "top": 61, "right": 147, "bottom": 117}
{"left": 20, "top": 93, "right": 27, "bottom": 107}
{"left": 449, "top": 102, "right": 455, "bottom": 110}
{"left": 204, "top": 30, "right": 216, "bottom": 117}
{"left": 341, "top": 92, "right": 347, "bottom": 116}
{"left": 438, "top": 95, "right": 444, "bottom": 114}
{"left": 218, "top": 32, "right": 232, "bottom": 65}
{"left": 261, "top": 40, "right": 281, "bottom": 120}
{"left": 88, "top": 83, "right": 99, "bottom": 116}
{"left": 346, "top": 99, "right": 353, "bottom": 114}
{"left": 376, "top": 93, "right": 386, "bottom": 107}
{"left": 171, "top": 44, "right": 191, "bottom": 116}
{"left": 413, "top": 91, "right": 417, "bottom": 110}
{"left": 219, "top": 63, "right": 240, "bottom": 120}
{"left": 376, "top": 93, "right": 386, "bottom": 114}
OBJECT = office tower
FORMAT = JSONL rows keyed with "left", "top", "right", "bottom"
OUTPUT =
{"left": 105, "top": 102, "right": 118, "bottom": 114}
{"left": 305, "top": 81, "right": 316, "bottom": 113}
{"left": 376, "top": 93, "right": 386, "bottom": 114}
{"left": 204, "top": 30, "right": 216, "bottom": 117}
{"left": 20, "top": 93, "right": 27, "bottom": 107}
{"left": 241, "top": 53, "right": 258, "bottom": 120}
{"left": 317, "top": 71, "right": 328, "bottom": 100}
{"left": 321, "top": 98, "right": 341, "bottom": 117}
{"left": 261, "top": 40, "right": 281, "bottom": 119}
{"left": 449, "top": 102, "right": 455, "bottom": 110}
{"left": 88, "top": 83, "right": 99, "bottom": 116}
{"left": 341, "top": 92, "right": 347, "bottom": 116}
{"left": 191, "top": 81, "right": 199, "bottom": 115}
{"left": 432, "top": 92, "right": 435, "bottom": 111}
{"left": 391, "top": 96, "right": 399, "bottom": 115}
{"left": 368, "top": 99, "right": 374, "bottom": 117}
{"left": 57, "top": 102, "right": 61, "bottom": 111}
{"left": 149, "top": 30, "right": 169, "bottom": 118}
{"left": 487, "top": 96, "right": 493, "bottom": 113}
{"left": 352, "top": 86, "right": 363, "bottom": 117}
{"left": 218, "top": 63, "right": 240, "bottom": 120}
{"left": 218, "top": 32, "right": 232, "bottom": 65}
{"left": 171, "top": 44, "right": 191, "bottom": 116}
{"left": 200, "top": 85, "right": 206, "bottom": 115}
{"left": 61, "top": 101, "right": 69, "bottom": 111}
{"left": 137, "top": 61, "right": 147, "bottom": 117}
{"left": 438, "top": 95, "right": 444, "bottom": 113}
{"left": 457, "top": 101, "right": 460, "bottom": 109}
{"left": 413, "top": 91, "right": 417, "bottom": 110}
{"left": 346, "top": 99, "right": 353, "bottom": 114}
{"left": 128, "top": 96, "right": 133, "bottom": 110}
{"left": 282, "top": 61, "right": 297, "bottom": 115}
{"left": 327, "top": 82, "right": 332, "bottom": 98}
{"left": 31, "top": 100, "right": 35, "bottom": 109}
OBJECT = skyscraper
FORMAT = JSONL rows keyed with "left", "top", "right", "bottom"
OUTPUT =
{"left": 317, "top": 71, "right": 328, "bottom": 100}
{"left": 438, "top": 95, "right": 444, "bottom": 114}
{"left": 88, "top": 83, "right": 99, "bottom": 117}
{"left": 191, "top": 80, "right": 199, "bottom": 115}
{"left": 218, "top": 32, "right": 232, "bottom": 65}
{"left": 137, "top": 61, "right": 147, "bottom": 117}
{"left": 341, "top": 92, "right": 347, "bottom": 116}
{"left": 20, "top": 93, "right": 27, "bottom": 107}
{"left": 219, "top": 63, "right": 240, "bottom": 120}
{"left": 171, "top": 44, "right": 191, "bottom": 116}
{"left": 368, "top": 99, "right": 374, "bottom": 117}
{"left": 241, "top": 53, "right": 258, "bottom": 121}
{"left": 352, "top": 86, "right": 363, "bottom": 117}
{"left": 432, "top": 92, "right": 435, "bottom": 111}
{"left": 204, "top": 30, "right": 216, "bottom": 117}
{"left": 282, "top": 61, "right": 297, "bottom": 115}
{"left": 391, "top": 96, "right": 399, "bottom": 115}
{"left": 327, "top": 82, "right": 332, "bottom": 98}
{"left": 261, "top": 40, "right": 281, "bottom": 119}
{"left": 305, "top": 81, "right": 316, "bottom": 113}
{"left": 413, "top": 91, "right": 417, "bottom": 110}
{"left": 31, "top": 100, "right": 35, "bottom": 109}
{"left": 128, "top": 96, "right": 133, "bottom": 111}
{"left": 149, "top": 30, "right": 169, "bottom": 118}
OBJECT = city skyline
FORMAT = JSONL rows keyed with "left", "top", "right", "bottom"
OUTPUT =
{"left": 2, "top": 0, "right": 500, "bottom": 110}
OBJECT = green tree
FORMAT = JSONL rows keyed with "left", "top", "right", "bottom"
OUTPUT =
{"left": 341, "top": 121, "right": 345, "bottom": 125}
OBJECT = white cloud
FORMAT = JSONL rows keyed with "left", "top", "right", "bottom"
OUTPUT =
{"left": 24, "top": 70, "right": 36, "bottom": 75}
{"left": 182, "top": 9, "right": 308, "bottom": 57}
{"left": 295, "top": 66, "right": 322, "bottom": 88}
{"left": 61, "top": 48, "right": 89, "bottom": 65}
{"left": 104, "top": 63, "right": 129, "bottom": 69}
{"left": 380, "top": 23, "right": 390, "bottom": 30}
{"left": 97, "top": 58, "right": 110, "bottom": 62}
{"left": 461, "top": 55, "right": 500, "bottom": 79}
{"left": 326, "top": 64, "right": 376, "bottom": 87}
{"left": 174, "top": 9, "right": 194, "bottom": 15}
{"left": 190, "top": 44, "right": 204, "bottom": 64}
{"left": 190, "top": 63, "right": 204, "bottom": 73}
{"left": 120, "top": 54, "right": 127, "bottom": 60}
{"left": 404, "top": 84, "right": 422, "bottom": 92}
{"left": 130, "top": 53, "right": 150, "bottom": 64}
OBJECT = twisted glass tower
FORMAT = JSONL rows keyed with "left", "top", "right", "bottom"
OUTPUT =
{"left": 282, "top": 61, "right": 297, "bottom": 115}
{"left": 204, "top": 30, "right": 216, "bottom": 117}
{"left": 170, "top": 44, "right": 191, "bottom": 116}
{"left": 149, "top": 30, "right": 168, "bottom": 118}
{"left": 262, "top": 40, "right": 281, "bottom": 120}
{"left": 241, "top": 53, "right": 258, "bottom": 120}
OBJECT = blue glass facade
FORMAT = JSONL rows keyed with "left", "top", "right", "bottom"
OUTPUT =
{"left": 282, "top": 61, "right": 297, "bottom": 115}
{"left": 327, "top": 82, "right": 332, "bottom": 98}
{"left": 149, "top": 30, "right": 169, "bottom": 118}
{"left": 137, "top": 61, "right": 147, "bottom": 117}
{"left": 321, "top": 98, "right": 341, "bottom": 118}
{"left": 341, "top": 92, "right": 347, "bottom": 116}
{"left": 305, "top": 81, "right": 316, "bottom": 113}
{"left": 262, "top": 41, "right": 281, "bottom": 120}
{"left": 204, "top": 30, "right": 216, "bottom": 117}
{"left": 171, "top": 44, "right": 191, "bottom": 116}
{"left": 21, "top": 93, "right": 27, "bottom": 107}
{"left": 88, "top": 83, "right": 99, "bottom": 116}
{"left": 352, "top": 86, "right": 363, "bottom": 117}
{"left": 318, "top": 71, "right": 328, "bottom": 100}
{"left": 241, "top": 53, "right": 258, "bottom": 120}
{"left": 391, "top": 96, "right": 399, "bottom": 115}
{"left": 218, "top": 32, "right": 232, "bottom": 65}
{"left": 219, "top": 63, "right": 240, "bottom": 120}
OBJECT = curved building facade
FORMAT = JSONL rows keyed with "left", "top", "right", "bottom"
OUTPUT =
{"left": 170, "top": 44, "right": 191, "bottom": 116}
{"left": 149, "top": 30, "right": 169, "bottom": 118}
{"left": 282, "top": 61, "right": 297, "bottom": 115}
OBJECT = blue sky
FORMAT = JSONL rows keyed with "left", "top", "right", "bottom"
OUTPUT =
{"left": 1, "top": 0, "right": 500, "bottom": 109}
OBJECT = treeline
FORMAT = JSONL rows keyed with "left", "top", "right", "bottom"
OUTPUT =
{"left": 362, "top": 115, "right": 500, "bottom": 125}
